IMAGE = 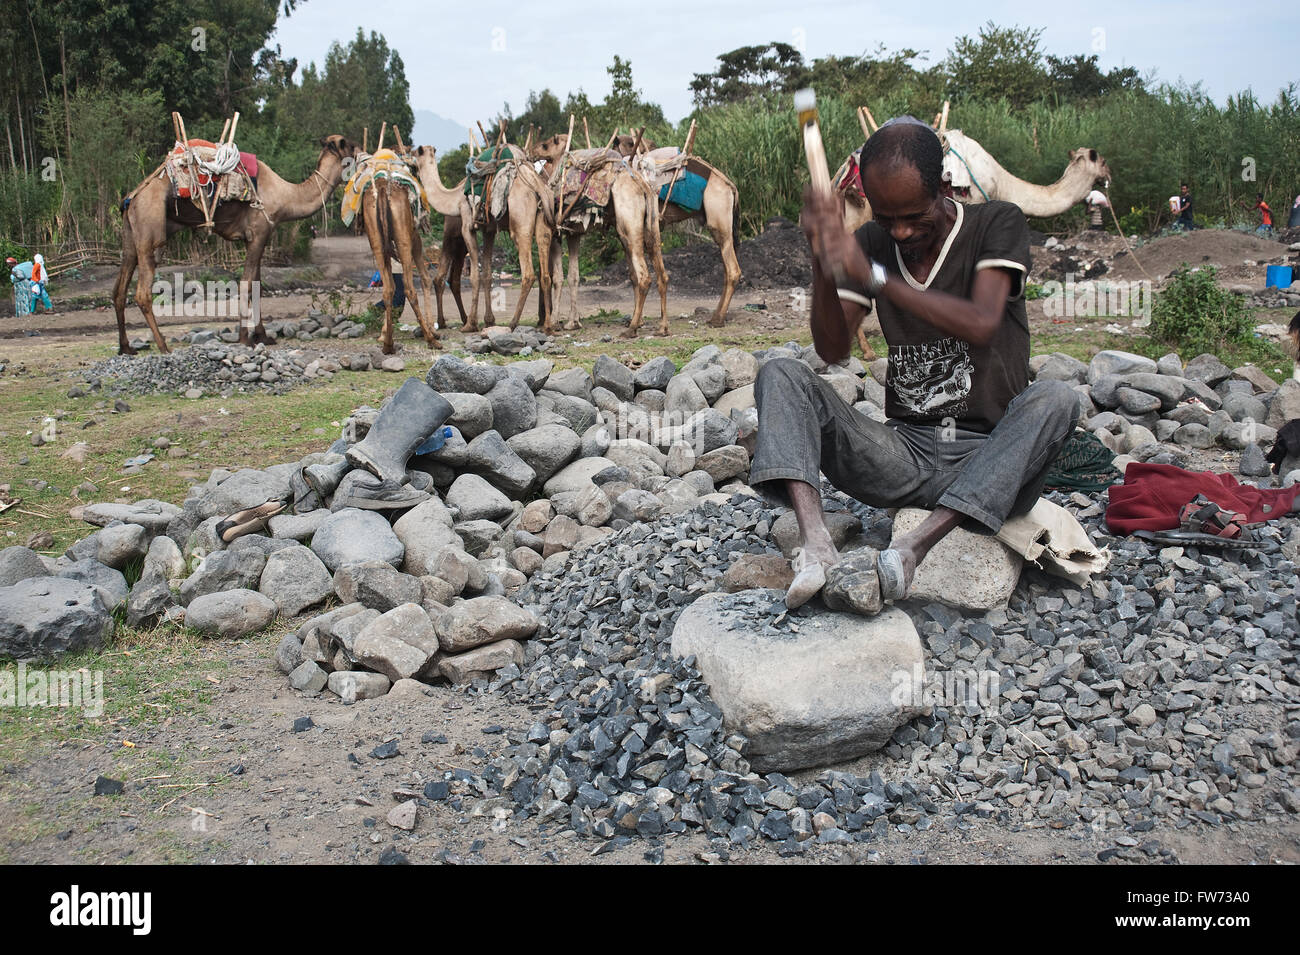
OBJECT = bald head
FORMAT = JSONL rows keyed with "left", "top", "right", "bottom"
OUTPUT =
{"left": 859, "top": 117, "right": 945, "bottom": 198}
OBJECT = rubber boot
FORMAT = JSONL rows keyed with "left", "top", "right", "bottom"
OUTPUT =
{"left": 346, "top": 378, "right": 453, "bottom": 484}
{"left": 303, "top": 454, "right": 350, "bottom": 500}
{"left": 330, "top": 469, "right": 431, "bottom": 512}
{"left": 289, "top": 469, "right": 321, "bottom": 514}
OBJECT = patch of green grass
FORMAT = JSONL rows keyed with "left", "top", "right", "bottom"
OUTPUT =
{"left": 0, "top": 360, "right": 436, "bottom": 555}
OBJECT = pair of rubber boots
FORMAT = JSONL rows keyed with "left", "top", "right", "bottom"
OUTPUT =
{"left": 294, "top": 378, "right": 453, "bottom": 513}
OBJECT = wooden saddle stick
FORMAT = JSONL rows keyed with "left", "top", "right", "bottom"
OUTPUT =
{"left": 938, "top": 100, "right": 950, "bottom": 138}
{"left": 858, "top": 106, "right": 873, "bottom": 140}
{"left": 583, "top": 116, "right": 592, "bottom": 149}
{"left": 362, "top": 126, "right": 369, "bottom": 153}
{"left": 227, "top": 111, "right": 240, "bottom": 144}
{"left": 218, "top": 118, "right": 232, "bottom": 145}
{"left": 682, "top": 119, "right": 698, "bottom": 155}
{"left": 549, "top": 114, "right": 575, "bottom": 189}
{"left": 394, "top": 125, "right": 407, "bottom": 154}
{"left": 176, "top": 112, "right": 214, "bottom": 229}
{"left": 376, "top": 122, "right": 387, "bottom": 152}
{"left": 659, "top": 120, "right": 697, "bottom": 214}
{"left": 861, "top": 105, "right": 879, "bottom": 134}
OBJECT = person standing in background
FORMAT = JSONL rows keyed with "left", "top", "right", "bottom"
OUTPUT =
{"left": 1085, "top": 189, "right": 1109, "bottom": 230}
{"left": 1173, "top": 183, "right": 1196, "bottom": 230}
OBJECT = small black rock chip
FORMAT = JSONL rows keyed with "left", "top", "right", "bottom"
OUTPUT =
{"left": 369, "top": 740, "right": 400, "bottom": 759}
{"left": 93, "top": 775, "right": 124, "bottom": 796}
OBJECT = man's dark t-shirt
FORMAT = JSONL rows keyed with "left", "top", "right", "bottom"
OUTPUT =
{"left": 836, "top": 198, "right": 1032, "bottom": 434}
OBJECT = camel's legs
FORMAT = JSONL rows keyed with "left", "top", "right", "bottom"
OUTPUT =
{"left": 857, "top": 326, "right": 878, "bottom": 362}
{"left": 616, "top": 197, "right": 652, "bottom": 339}
{"left": 562, "top": 233, "right": 583, "bottom": 331}
{"left": 129, "top": 238, "right": 171, "bottom": 355}
{"left": 461, "top": 214, "right": 481, "bottom": 331}
{"left": 541, "top": 232, "right": 561, "bottom": 335}
{"left": 507, "top": 209, "right": 540, "bottom": 332}
{"left": 535, "top": 220, "right": 554, "bottom": 334}
{"left": 433, "top": 230, "right": 469, "bottom": 330}
{"left": 706, "top": 188, "right": 741, "bottom": 328}
{"left": 111, "top": 227, "right": 141, "bottom": 355}
{"left": 393, "top": 209, "right": 439, "bottom": 349}
{"left": 362, "top": 198, "right": 396, "bottom": 354}
{"left": 449, "top": 248, "right": 467, "bottom": 327}
{"left": 480, "top": 224, "right": 497, "bottom": 327}
{"left": 237, "top": 231, "right": 271, "bottom": 346}
{"left": 644, "top": 197, "right": 670, "bottom": 336}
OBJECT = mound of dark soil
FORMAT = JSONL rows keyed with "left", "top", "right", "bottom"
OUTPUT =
{"left": 601, "top": 216, "right": 812, "bottom": 292}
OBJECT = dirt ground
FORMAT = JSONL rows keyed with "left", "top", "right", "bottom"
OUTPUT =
{"left": 7, "top": 637, "right": 1293, "bottom": 865}
{"left": 1103, "top": 229, "right": 1296, "bottom": 286}
{"left": 2, "top": 227, "right": 1298, "bottom": 866}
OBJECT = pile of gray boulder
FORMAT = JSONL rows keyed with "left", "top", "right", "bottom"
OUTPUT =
{"left": 3, "top": 341, "right": 1295, "bottom": 724}
{"left": 1038, "top": 349, "right": 1300, "bottom": 481}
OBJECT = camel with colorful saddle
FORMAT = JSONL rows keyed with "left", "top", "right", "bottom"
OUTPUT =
{"left": 416, "top": 124, "right": 559, "bottom": 333}
{"left": 112, "top": 111, "right": 360, "bottom": 355}
{"left": 340, "top": 126, "right": 441, "bottom": 353}
{"left": 528, "top": 120, "right": 669, "bottom": 337}
{"left": 609, "top": 122, "right": 742, "bottom": 328}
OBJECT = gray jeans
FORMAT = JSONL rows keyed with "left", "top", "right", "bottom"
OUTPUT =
{"left": 750, "top": 358, "right": 1079, "bottom": 533}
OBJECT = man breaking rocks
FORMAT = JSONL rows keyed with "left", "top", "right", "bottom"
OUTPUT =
{"left": 748, "top": 117, "right": 1078, "bottom": 614}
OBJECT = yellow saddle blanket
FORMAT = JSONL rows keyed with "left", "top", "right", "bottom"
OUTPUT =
{"left": 341, "top": 149, "right": 430, "bottom": 227}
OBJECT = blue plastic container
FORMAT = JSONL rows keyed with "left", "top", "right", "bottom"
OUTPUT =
{"left": 1266, "top": 265, "right": 1293, "bottom": 289}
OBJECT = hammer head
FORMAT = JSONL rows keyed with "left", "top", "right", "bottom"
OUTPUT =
{"left": 794, "top": 88, "right": 818, "bottom": 124}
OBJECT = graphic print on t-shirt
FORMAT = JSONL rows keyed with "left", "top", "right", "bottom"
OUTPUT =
{"left": 889, "top": 338, "right": 973, "bottom": 418}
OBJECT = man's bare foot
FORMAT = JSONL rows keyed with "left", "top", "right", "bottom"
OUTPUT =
{"left": 786, "top": 543, "right": 839, "bottom": 608}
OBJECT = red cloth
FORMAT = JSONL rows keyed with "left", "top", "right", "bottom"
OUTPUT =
{"left": 1105, "top": 462, "right": 1299, "bottom": 533}
{"left": 239, "top": 151, "right": 258, "bottom": 179}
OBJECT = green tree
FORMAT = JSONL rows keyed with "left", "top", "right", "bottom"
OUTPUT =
{"left": 261, "top": 29, "right": 414, "bottom": 150}
{"left": 944, "top": 22, "right": 1049, "bottom": 108}
{"left": 503, "top": 88, "right": 565, "bottom": 141}
{"left": 690, "top": 43, "right": 806, "bottom": 107}
{"left": 1046, "top": 54, "right": 1144, "bottom": 101}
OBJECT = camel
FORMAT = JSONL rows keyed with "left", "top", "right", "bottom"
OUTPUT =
{"left": 112, "top": 134, "right": 360, "bottom": 355}
{"left": 355, "top": 163, "right": 440, "bottom": 354}
{"left": 412, "top": 144, "right": 557, "bottom": 333}
{"left": 408, "top": 146, "right": 480, "bottom": 331}
{"left": 529, "top": 134, "right": 669, "bottom": 337}
{"left": 610, "top": 133, "right": 741, "bottom": 327}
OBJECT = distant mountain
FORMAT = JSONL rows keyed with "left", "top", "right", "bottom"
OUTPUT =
{"left": 409, "top": 110, "right": 470, "bottom": 153}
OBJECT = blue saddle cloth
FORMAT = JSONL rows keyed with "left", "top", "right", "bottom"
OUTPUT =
{"left": 659, "top": 170, "right": 707, "bottom": 212}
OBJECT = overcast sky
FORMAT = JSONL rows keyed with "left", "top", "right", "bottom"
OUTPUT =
{"left": 270, "top": 0, "right": 1296, "bottom": 128}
